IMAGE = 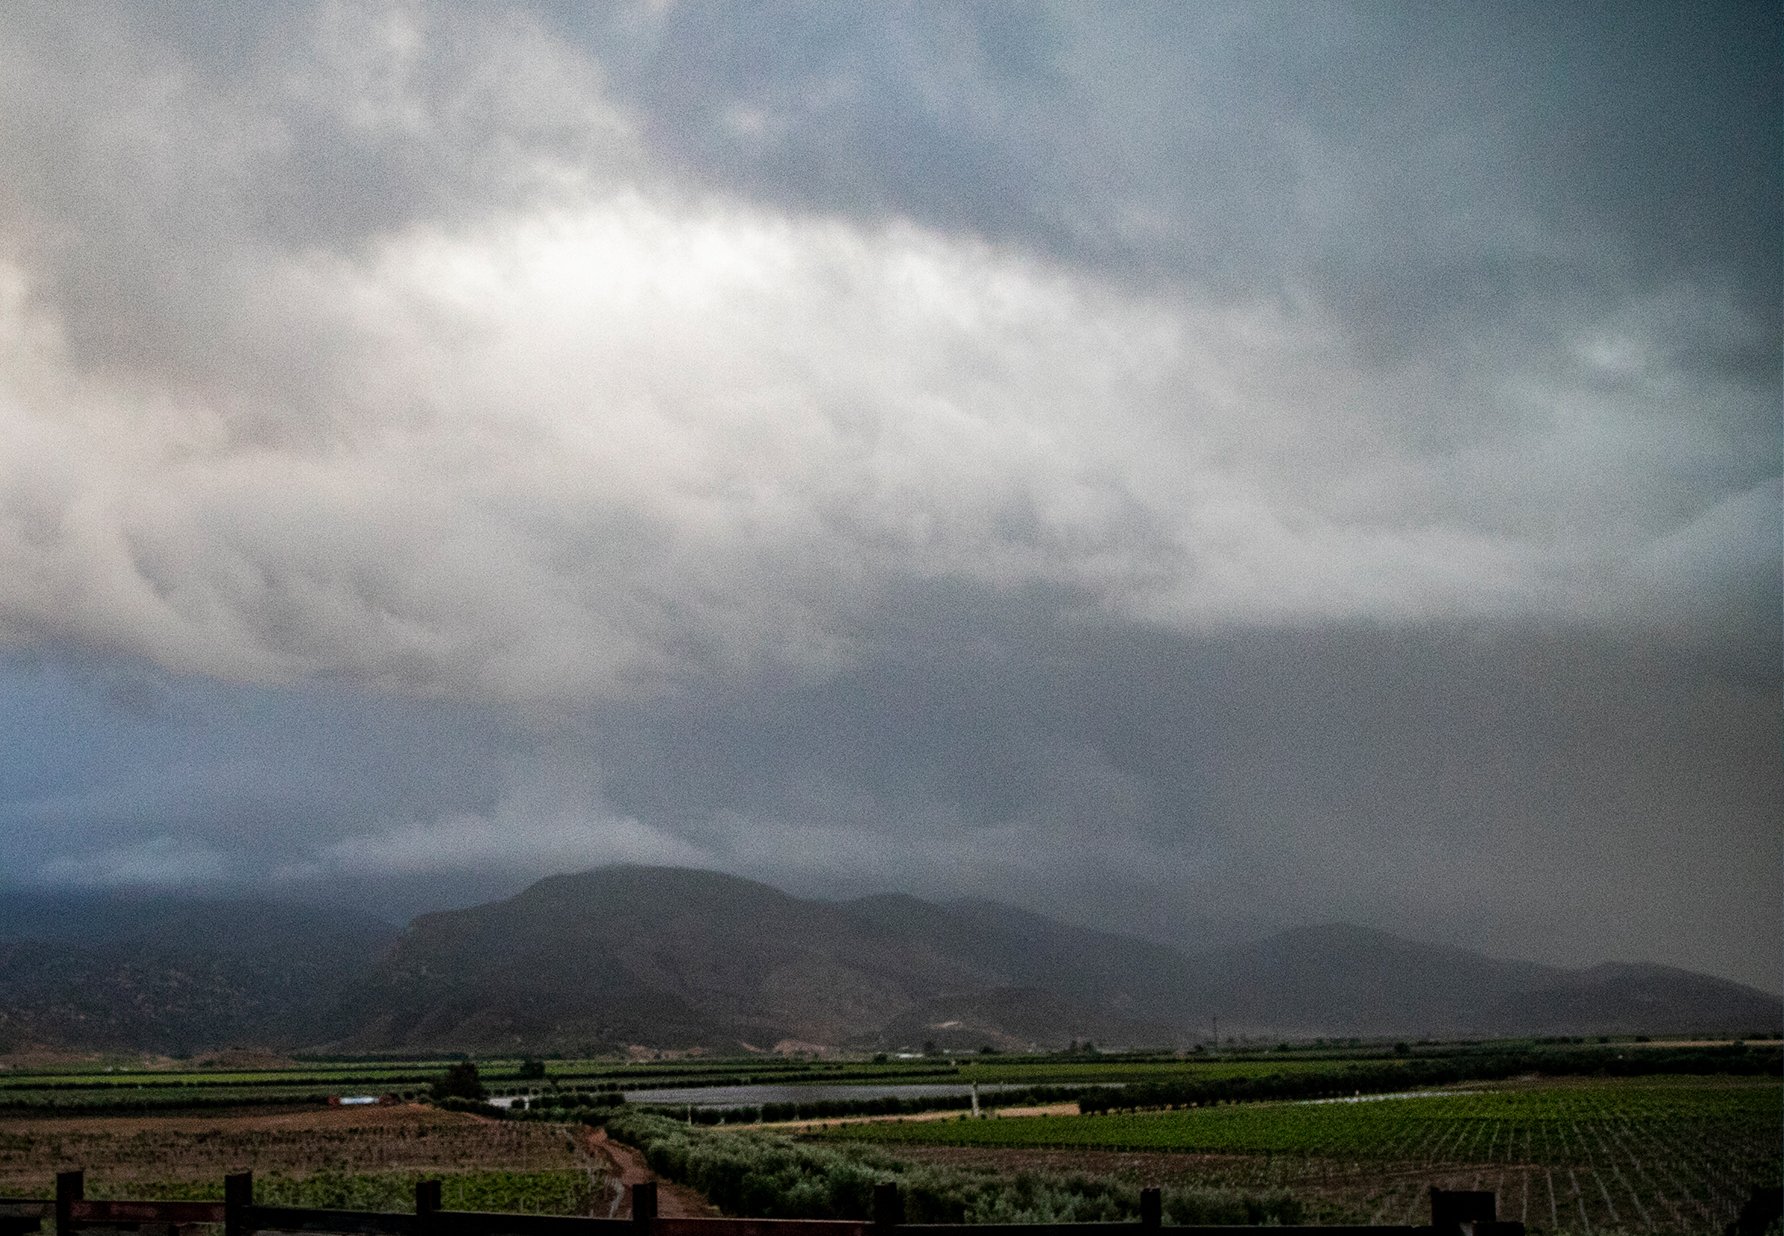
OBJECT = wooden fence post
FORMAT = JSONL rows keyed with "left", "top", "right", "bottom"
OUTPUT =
{"left": 1430, "top": 1188, "right": 1497, "bottom": 1234}
{"left": 416, "top": 1179, "right": 442, "bottom": 1236}
{"left": 873, "top": 1183, "right": 903, "bottom": 1231}
{"left": 1139, "top": 1188, "right": 1161, "bottom": 1229}
{"left": 224, "top": 1172, "right": 253, "bottom": 1236}
{"left": 630, "top": 1183, "right": 656, "bottom": 1234}
{"left": 55, "top": 1171, "right": 83, "bottom": 1236}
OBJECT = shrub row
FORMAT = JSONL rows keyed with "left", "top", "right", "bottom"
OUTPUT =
{"left": 600, "top": 1110, "right": 1302, "bottom": 1225}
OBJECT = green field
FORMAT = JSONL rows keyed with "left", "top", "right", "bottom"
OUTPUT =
{"left": 818, "top": 1078, "right": 1782, "bottom": 1233}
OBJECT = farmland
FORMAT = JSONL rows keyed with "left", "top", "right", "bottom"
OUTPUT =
{"left": 0, "top": 1105, "right": 611, "bottom": 1216}
{"left": 817, "top": 1077, "right": 1782, "bottom": 1233}
{"left": 0, "top": 1056, "right": 966, "bottom": 1112}
{"left": 1, "top": 1045, "right": 1776, "bottom": 1232}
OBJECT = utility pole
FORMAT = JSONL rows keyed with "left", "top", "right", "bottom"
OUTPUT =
{"left": 1210, "top": 1016, "right": 1218, "bottom": 1050}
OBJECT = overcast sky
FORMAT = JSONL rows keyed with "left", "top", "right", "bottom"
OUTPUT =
{"left": 0, "top": 2, "right": 1777, "bottom": 990}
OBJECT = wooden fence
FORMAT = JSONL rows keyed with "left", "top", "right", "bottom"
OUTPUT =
{"left": 0, "top": 1174, "right": 1525, "bottom": 1236}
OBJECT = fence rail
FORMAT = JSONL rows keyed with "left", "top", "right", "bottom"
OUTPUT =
{"left": 0, "top": 1173, "right": 1526, "bottom": 1236}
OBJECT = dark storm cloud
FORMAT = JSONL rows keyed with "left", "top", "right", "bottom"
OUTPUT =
{"left": 0, "top": 3, "right": 1775, "bottom": 992}
{"left": 552, "top": 598, "right": 1779, "bottom": 985}
{"left": 0, "top": 653, "right": 524, "bottom": 897}
{"left": 556, "top": 3, "right": 1780, "bottom": 358}
{"left": 6, "top": 605, "right": 1776, "bottom": 988}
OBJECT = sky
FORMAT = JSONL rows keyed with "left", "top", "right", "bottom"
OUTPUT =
{"left": 0, "top": 2, "right": 1778, "bottom": 990}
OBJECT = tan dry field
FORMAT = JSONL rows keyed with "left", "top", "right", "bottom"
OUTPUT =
{"left": 0, "top": 1105, "right": 589, "bottom": 1194}
{"left": 1622, "top": 1038, "right": 1782, "bottom": 1049}
{"left": 757, "top": 1101, "right": 1080, "bottom": 1132}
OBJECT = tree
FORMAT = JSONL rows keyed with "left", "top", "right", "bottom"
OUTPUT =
{"left": 432, "top": 1061, "right": 487, "bottom": 1102}
{"left": 517, "top": 1058, "right": 547, "bottom": 1080}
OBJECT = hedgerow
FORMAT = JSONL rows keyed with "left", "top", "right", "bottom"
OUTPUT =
{"left": 600, "top": 1110, "right": 1302, "bottom": 1225}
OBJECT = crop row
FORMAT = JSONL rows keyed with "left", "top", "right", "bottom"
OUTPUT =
{"left": 1, "top": 1170, "right": 601, "bottom": 1216}
{"left": 818, "top": 1080, "right": 1780, "bottom": 1234}
{"left": 825, "top": 1080, "right": 1779, "bottom": 1157}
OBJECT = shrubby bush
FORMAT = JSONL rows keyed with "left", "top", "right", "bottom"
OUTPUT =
{"left": 436, "top": 1096, "right": 505, "bottom": 1117}
{"left": 601, "top": 1111, "right": 1301, "bottom": 1225}
{"left": 431, "top": 1063, "right": 487, "bottom": 1102}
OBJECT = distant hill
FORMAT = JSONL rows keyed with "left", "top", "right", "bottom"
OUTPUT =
{"left": 0, "top": 867, "right": 1776, "bottom": 1053}
{"left": 1476, "top": 962, "right": 1784, "bottom": 1038}
{"left": 1171, "top": 922, "right": 1558, "bottom": 1038}
{"left": 0, "top": 892, "right": 397, "bottom": 1054}
{"left": 1168, "top": 922, "right": 1781, "bottom": 1040}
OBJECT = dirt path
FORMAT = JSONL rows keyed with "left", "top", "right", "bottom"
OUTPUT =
{"left": 583, "top": 1127, "right": 718, "bottom": 1218}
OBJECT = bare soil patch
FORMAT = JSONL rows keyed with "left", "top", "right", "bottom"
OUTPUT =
{"left": 0, "top": 1106, "right": 587, "bottom": 1192}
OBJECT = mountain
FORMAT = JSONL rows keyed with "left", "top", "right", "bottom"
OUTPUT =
{"left": 1170, "top": 923, "right": 1558, "bottom": 1038}
{"left": 844, "top": 894, "right": 1200, "bottom": 1024}
{"left": 344, "top": 867, "right": 1780, "bottom": 1051}
{"left": 1476, "top": 962, "right": 1784, "bottom": 1038}
{"left": 1, "top": 867, "right": 1776, "bottom": 1053}
{"left": 0, "top": 891, "right": 398, "bottom": 1054}
{"left": 1169, "top": 924, "right": 1780, "bottom": 1040}
{"left": 344, "top": 866, "right": 1169, "bottom": 1053}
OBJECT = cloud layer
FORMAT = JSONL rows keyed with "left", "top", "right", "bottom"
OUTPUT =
{"left": 0, "top": 3, "right": 1776, "bottom": 988}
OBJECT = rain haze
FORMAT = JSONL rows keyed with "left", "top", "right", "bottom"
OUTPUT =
{"left": 0, "top": 3, "right": 1777, "bottom": 990}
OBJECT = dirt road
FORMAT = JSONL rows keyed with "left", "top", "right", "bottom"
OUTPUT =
{"left": 583, "top": 1127, "right": 717, "bottom": 1218}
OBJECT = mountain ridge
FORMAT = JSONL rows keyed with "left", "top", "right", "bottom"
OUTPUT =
{"left": 0, "top": 865, "right": 1776, "bottom": 1054}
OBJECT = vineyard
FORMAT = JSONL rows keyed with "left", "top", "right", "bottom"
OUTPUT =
{"left": 819, "top": 1078, "right": 1782, "bottom": 1233}
{"left": 2, "top": 1046, "right": 1777, "bottom": 1233}
{"left": 0, "top": 1106, "right": 611, "bottom": 1217}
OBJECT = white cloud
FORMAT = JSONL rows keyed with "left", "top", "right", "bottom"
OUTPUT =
{"left": 0, "top": 3, "right": 1770, "bottom": 709}
{"left": 275, "top": 753, "right": 715, "bottom": 881}
{"left": 35, "top": 835, "right": 233, "bottom": 887}
{"left": 289, "top": 807, "right": 713, "bottom": 880}
{"left": 9, "top": 188, "right": 1755, "bottom": 704}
